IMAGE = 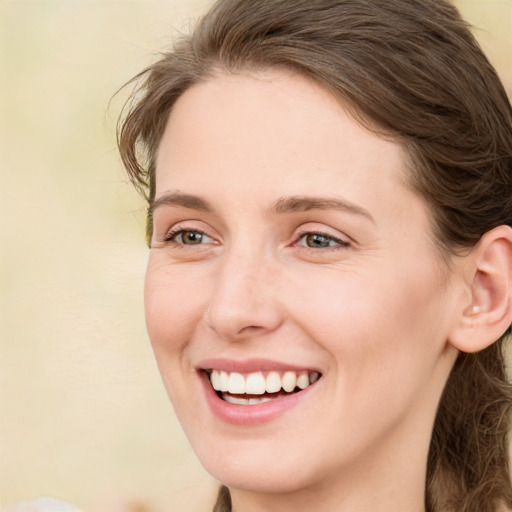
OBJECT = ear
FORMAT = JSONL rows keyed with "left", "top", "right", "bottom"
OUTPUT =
{"left": 448, "top": 225, "right": 512, "bottom": 353}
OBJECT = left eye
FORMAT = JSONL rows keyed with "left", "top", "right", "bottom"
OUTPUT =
{"left": 165, "top": 229, "right": 213, "bottom": 245}
{"left": 297, "top": 232, "right": 347, "bottom": 249}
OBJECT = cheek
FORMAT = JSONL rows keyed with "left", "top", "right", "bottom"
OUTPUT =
{"left": 143, "top": 261, "right": 211, "bottom": 425}
{"left": 285, "top": 262, "right": 449, "bottom": 394}
{"left": 144, "top": 260, "right": 208, "bottom": 368}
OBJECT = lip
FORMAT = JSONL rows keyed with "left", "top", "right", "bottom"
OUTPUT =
{"left": 198, "top": 361, "right": 321, "bottom": 426}
{"left": 198, "top": 357, "right": 320, "bottom": 374}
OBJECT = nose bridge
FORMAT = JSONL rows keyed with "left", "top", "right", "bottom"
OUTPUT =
{"left": 205, "top": 236, "right": 281, "bottom": 339}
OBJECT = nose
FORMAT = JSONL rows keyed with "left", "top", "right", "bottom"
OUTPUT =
{"left": 204, "top": 245, "right": 283, "bottom": 341}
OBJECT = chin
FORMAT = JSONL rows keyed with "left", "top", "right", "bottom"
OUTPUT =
{"left": 190, "top": 434, "right": 331, "bottom": 495}
{"left": 208, "top": 461, "right": 320, "bottom": 495}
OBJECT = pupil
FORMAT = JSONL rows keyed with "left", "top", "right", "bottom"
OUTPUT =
{"left": 184, "top": 231, "right": 202, "bottom": 244}
{"left": 306, "top": 234, "right": 329, "bottom": 248}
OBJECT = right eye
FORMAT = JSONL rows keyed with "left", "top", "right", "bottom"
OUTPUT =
{"left": 164, "top": 228, "right": 214, "bottom": 245}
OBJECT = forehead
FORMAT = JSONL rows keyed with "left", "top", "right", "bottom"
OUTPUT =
{"left": 156, "top": 69, "right": 408, "bottom": 191}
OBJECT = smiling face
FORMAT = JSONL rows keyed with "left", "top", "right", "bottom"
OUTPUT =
{"left": 146, "top": 69, "right": 463, "bottom": 507}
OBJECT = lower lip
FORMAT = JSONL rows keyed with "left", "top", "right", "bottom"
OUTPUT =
{"left": 199, "top": 372, "right": 317, "bottom": 426}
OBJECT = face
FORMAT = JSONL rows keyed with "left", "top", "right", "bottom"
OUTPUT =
{"left": 146, "top": 70, "right": 461, "bottom": 496}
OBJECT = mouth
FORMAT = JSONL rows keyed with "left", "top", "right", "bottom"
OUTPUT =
{"left": 205, "top": 369, "right": 321, "bottom": 405}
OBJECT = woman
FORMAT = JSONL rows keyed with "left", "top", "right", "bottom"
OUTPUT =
{"left": 117, "top": 0, "right": 512, "bottom": 511}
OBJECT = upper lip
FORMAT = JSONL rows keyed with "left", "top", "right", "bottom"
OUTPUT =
{"left": 197, "top": 357, "right": 321, "bottom": 374}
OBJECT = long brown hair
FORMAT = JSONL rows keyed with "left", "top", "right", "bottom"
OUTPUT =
{"left": 117, "top": 1, "right": 512, "bottom": 510}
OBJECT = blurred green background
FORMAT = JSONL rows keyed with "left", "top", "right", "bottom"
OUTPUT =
{"left": 0, "top": 1, "right": 510, "bottom": 511}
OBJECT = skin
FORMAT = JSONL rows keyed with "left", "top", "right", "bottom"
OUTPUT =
{"left": 145, "top": 69, "right": 470, "bottom": 512}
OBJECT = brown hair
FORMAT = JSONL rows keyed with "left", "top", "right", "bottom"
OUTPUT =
{"left": 117, "top": 1, "right": 512, "bottom": 510}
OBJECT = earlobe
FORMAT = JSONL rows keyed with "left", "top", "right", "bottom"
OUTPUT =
{"left": 449, "top": 225, "right": 512, "bottom": 353}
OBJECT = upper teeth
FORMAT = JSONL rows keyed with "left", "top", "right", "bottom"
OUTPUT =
{"left": 209, "top": 370, "right": 319, "bottom": 395}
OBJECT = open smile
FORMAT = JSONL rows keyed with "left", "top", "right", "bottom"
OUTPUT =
{"left": 207, "top": 369, "right": 321, "bottom": 405}
{"left": 197, "top": 359, "right": 323, "bottom": 424}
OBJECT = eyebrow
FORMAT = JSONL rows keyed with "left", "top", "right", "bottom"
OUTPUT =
{"left": 274, "top": 195, "right": 374, "bottom": 222}
{"left": 149, "top": 192, "right": 214, "bottom": 215}
{"left": 150, "top": 191, "right": 374, "bottom": 223}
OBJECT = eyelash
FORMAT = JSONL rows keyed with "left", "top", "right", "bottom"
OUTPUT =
{"left": 295, "top": 230, "right": 350, "bottom": 250}
{"left": 161, "top": 226, "right": 349, "bottom": 251}
{"left": 162, "top": 227, "right": 213, "bottom": 246}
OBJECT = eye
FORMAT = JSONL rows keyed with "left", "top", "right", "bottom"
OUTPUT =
{"left": 164, "top": 228, "right": 214, "bottom": 246}
{"left": 296, "top": 231, "right": 349, "bottom": 249}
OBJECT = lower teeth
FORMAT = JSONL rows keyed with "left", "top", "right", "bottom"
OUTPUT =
{"left": 222, "top": 394, "right": 274, "bottom": 405}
